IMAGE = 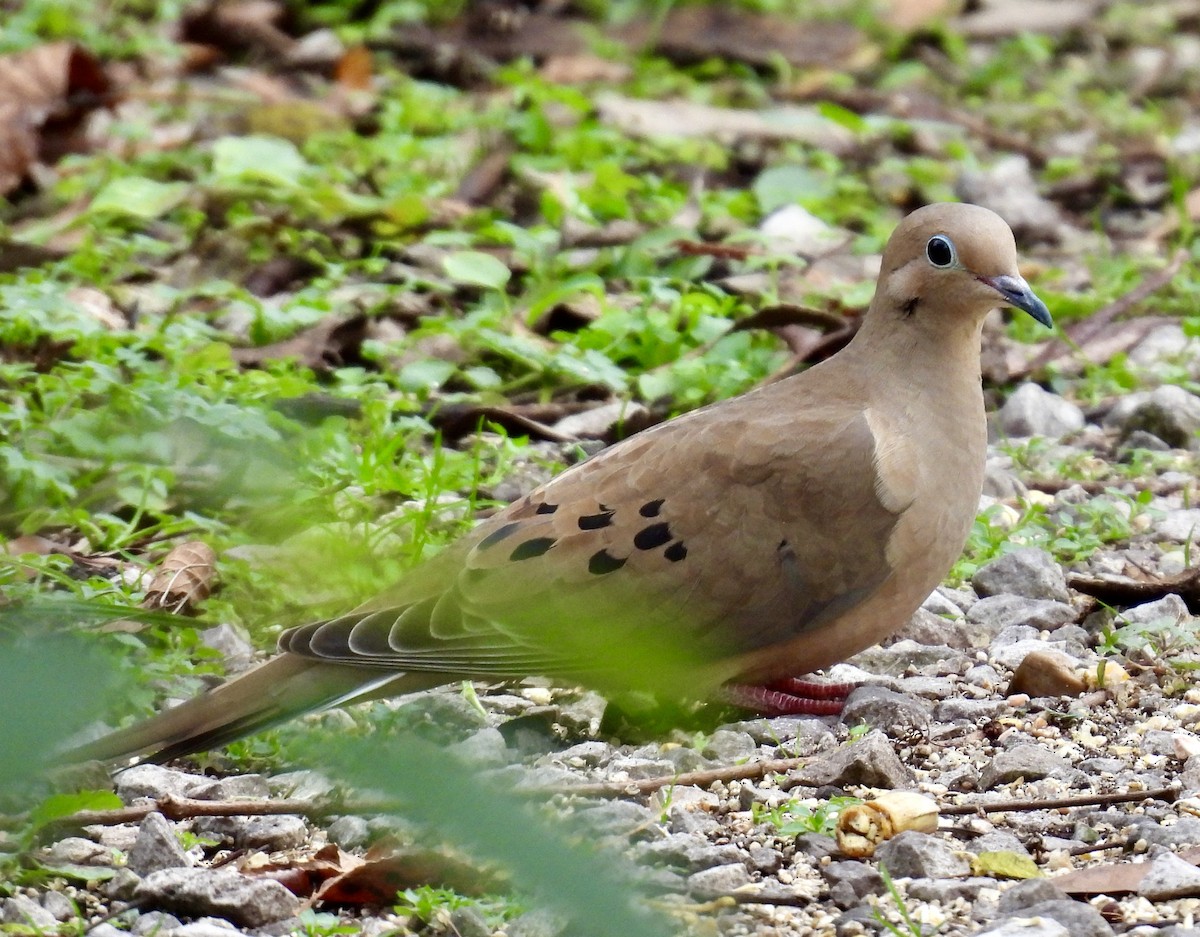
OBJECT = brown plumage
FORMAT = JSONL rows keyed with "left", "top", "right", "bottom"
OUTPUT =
{"left": 75, "top": 203, "right": 1051, "bottom": 765}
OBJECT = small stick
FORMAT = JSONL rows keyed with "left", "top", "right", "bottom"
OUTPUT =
{"left": 941, "top": 786, "right": 1177, "bottom": 816}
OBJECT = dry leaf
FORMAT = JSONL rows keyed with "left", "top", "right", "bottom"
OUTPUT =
{"left": 144, "top": 541, "right": 217, "bottom": 613}
{"left": 314, "top": 846, "right": 506, "bottom": 905}
{"left": 0, "top": 42, "right": 110, "bottom": 194}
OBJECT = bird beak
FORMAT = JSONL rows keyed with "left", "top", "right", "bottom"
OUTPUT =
{"left": 978, "top": 274, "right": 1052, "bottom": 327}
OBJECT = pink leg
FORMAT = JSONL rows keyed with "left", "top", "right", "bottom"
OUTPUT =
{"left": 719, "top": 677, "right": 854, "bottom": 716}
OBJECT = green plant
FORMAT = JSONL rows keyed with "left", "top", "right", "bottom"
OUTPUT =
{"left": 872, "top": 863, "right": 925, "bottom": 937}
{"left": 751, "top": 796, "right": 860, "bottom": 837}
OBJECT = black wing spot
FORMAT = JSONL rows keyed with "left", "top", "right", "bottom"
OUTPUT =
{"left": 509, "top": 537, "right": 556, "bottom": 561}
{"left": 535, "top": 502, "right": 558, "bottom": 515}
{"left": 639, "top": 499, "right": 664, "bottom": 517}
{"left": 664, "top": 541, "right": 687, "bottom": 562}
{"left": 578, "top": 510, "right": 615, "bottom": 530}
{"left": 479, "top": 522, "right": 521, "bottom": 549}
{"left": 634, "top": 522, "right": 672, "bottom": 550}
{"left": 588, "top": 549, "right": 627, "bottom": 575}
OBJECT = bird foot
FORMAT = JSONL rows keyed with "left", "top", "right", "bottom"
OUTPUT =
{"left": 719, "top": 676, "right": 854, "bottom": 716}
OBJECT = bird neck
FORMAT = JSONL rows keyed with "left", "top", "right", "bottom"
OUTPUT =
{"left": 841, "top": 302, "right": 987, "bottom": 404}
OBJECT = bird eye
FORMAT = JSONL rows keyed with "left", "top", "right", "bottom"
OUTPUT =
{"left": 926, "top": 235, "right": 956, "bottom": 268}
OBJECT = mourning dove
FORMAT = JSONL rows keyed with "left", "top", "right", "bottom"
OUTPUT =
{"left": 76, "top": 202, "right": 1050, "bottom": 765}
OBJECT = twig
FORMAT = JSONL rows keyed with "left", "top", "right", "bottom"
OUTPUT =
{"left": 940, "top": 786, "right": 1177, "bottom": 816}
{"left": 1024, "top": 476, "right": 1194, "bottom": 497}
{"left": 55, "top": 794, "right": 401, "bottom": 829}
{"left": 544, "top": 757, "right": 812, "bottom": 798}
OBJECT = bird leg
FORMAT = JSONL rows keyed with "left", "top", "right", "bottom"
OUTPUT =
{"left": 719, "top": 676, "right": 854, "bottom": 716}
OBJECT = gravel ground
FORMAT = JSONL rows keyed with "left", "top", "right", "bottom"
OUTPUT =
{"left": 19, "top": 372, "right": 1200, "bottom": 937}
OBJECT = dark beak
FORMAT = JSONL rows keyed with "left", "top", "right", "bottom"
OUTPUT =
{"left": 979, "top": 274, "right": 1052, "bottom": 328}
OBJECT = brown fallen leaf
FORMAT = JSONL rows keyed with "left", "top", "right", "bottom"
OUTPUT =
{"left": 314, "top": 845, "right": 506, "bottom": 905}
{"left": 230, "top": 314, "right": 370, "bottom": 371}
{"left": 635, "top": 6, "right": 871, "bottom": 72}
{"left": 144, "top": 541, "right": 217, "bottom": 613}
{"left": 0, "top": 42, "right": 110, "bottom": 194}
{"left": 1051, "top": 847, "right": 1200, "bottom": 896}
{"left": 1068, "top": 567, "right": 1200, "bottom": 614}
{"left": 242, "top": 843, "right": 361, "bottom": 898}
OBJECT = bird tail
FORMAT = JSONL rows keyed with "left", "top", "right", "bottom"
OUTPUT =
{"left": 68, "top": 655, "right": 440, "bottom": 767}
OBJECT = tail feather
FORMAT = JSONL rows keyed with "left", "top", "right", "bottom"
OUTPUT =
{"left": 69, "top": 655, "right": 446, "bottom": 766}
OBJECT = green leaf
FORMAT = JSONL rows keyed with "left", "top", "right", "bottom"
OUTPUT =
{"left": 29, "top": 790, "right": 123, "bottom": 833}
{"left": 752, "top": 165, "right": 825, "bottom": 214}
{"left": 443, "top": 251, "right": 512, "bottom": 290}
{"left": 89, "top": 177, "right": 188, "bottom": 219}
{"left": 971, "top": 851, "right": 1043, "bottom": 880}
{"left": 211, "top": 135, "right": 310, "bottom": 188}
{"left": 816, "top": 101, "right": 869, "bottom": 134}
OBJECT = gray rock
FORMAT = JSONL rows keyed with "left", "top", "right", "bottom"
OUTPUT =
{"left": 2, "top": 896, "right": 58, "bottom": 930}
{"left": 936, "top": 698, "right": 1008, "bottom": 723}
{"left": 922, "top": 589, "right": 966, "bottom": 619}
{"left": 40, "top": 891, "right": 76, "bottom": 922}
{"left": 1105, "top": 385, "right": 1200, "bottom": 449}
{"left": 450, "top": 727, "right": 510, "bottom": 765}
{"left": 578, "top": 801, "right": 659, "bottom": 839}
{"left": 874, "top": 830, "right": 971, "bottom": 879}
{"left": 639, "top": 833, "right": 744, "bottom": 872}
{"left": 84, "top": 925, "right": 128, "bottom": 937}
{"left": 117, "top": 763, "right": 209, "bottom": 802}
{"left": 1130, "top": 817, "right": 1200, "bottom": 849}
{"left": 38, "top": 836, "right": 117, "bottom": 867}
{"left": 669, "top": 809, "right": 721, "bottom": 837}
{"left": 725, "top": 715, "right": 836, "bottom": 747}
{"left": 194, "top": 815, "right": 308, "bottom": 852}
{"left": 555, "top": 741, "right": 613, "bottom": 767}
{"left": 1019, "top": 899, "right": 1115, "bottom": 937}
{"left": 192, "top": 774, "right": 270, "bottom": 801}
{"left": 968, "top": 831, "right": 1033, "bottom": 857}
{"left": 687, "top": 863, "right": 752, "bottom": 896}
{"left": 838, "top": 687, "right": 931, "bottom": 733}
{"left": 1122, "top": 429, "right": 1172, "bottom": 452}
{"left": 1080, "top": 757, "right": 1128, "bottom": 776}
{"left": 794, "top": 832, "right": 842, "bottom": 861}
{"left": 702, "top": 729, "right": 757, "bottom": 762}
{"left": 268, "top": 770, "right": 336, "bottom": 801}
{"left": 103, "top": 867, "right": 142, "bottom": 900}
{"left": 132, "top": 912, "right": 183, "bottom": 935}
{"left": 977, "top": 921, "right": 1070, "bottom": 937}
{"left": 1120, "top": 594, "right": 1192, "bottom": 629}
{"left": 168, "top": 924, "right": 245, "bottom": 937}
{"left": 969, "top": 594, "right": 1077, "bottom": 635}
{"left": 822, "top": 861, "right": 883, "bottom": 909}
{"left": 973, "top": 549, "right": 1070, "bottom": 603}
{"left": 327, "top": 815, "right": 370, "bottom": 850}
{"left": 1157, "top": 508, "right": 1200, "bottom": 545}
{"left": 906, "top": 876, "right": 996, "bottom": 902}
{"left": 796, "top": 730, "right": 913, "bottom": 789}
{"left": 746, "top": 843, "right": 781, "bottom": 874}
{"left": 979, "top": 744, "right": 1081, "bottom": 790}
{"left": 134, "top": 867, "right": 300, "bottom": 926}
{"left": 200, "top": 622, "right": 256, "bottom": 673}
{"left": 505, "top": 908, "right": 566, "bottom": 937}
{"left": 128, "top": 811, "right": 190, "bottom": 875}
{"left": 998, "top": 383, "right": 1085, "bottom": 440}
{"left": 997, "top": 877, "right": 1070, "bottom": 913}
{"left": 448, "top": 906, "right": 491, "bottom": 937}
{"left": 965, "top": 664, "right": 1004, "bottom": 692}
{"left": 852, "top": 639, "right": 968, "bottom": 675}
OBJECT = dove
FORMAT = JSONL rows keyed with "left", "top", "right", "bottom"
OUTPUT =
{"left": 75, "top": 202, "right": 1051, "bottom": 765}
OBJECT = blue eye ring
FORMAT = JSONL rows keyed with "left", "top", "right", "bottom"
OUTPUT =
{"left": 926, "top": 235, "right": 956, "bottom": 268}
